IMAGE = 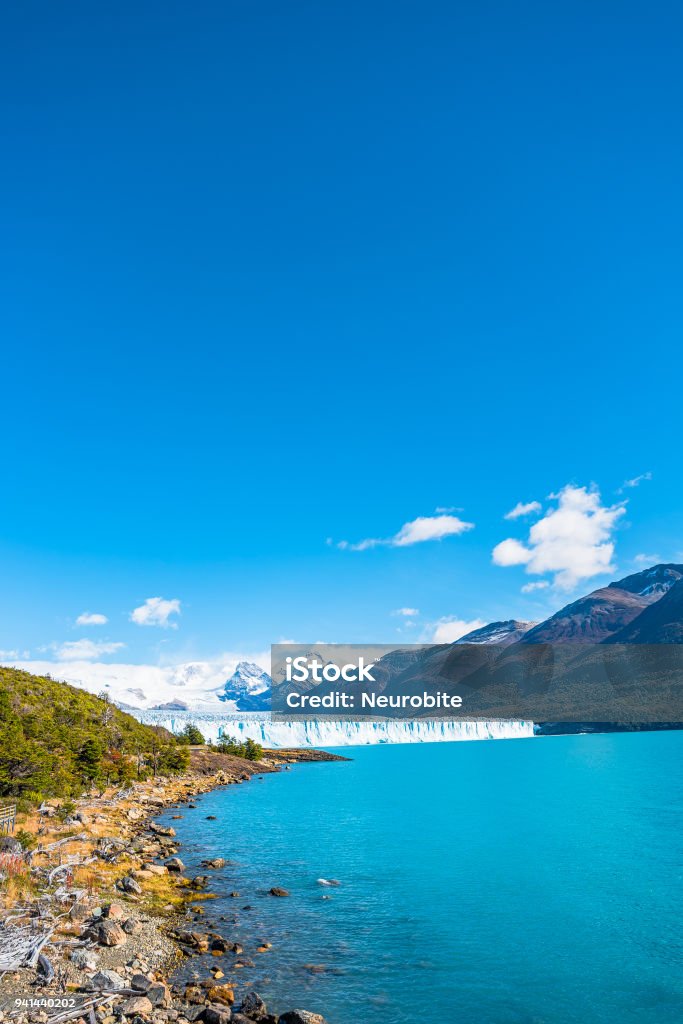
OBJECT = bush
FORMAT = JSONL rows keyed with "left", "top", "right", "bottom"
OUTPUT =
{"left": 216, "top": 735, "right": 264, "bottom": 761}
{"left": 14, "top": 829, "right": 36, "bottom": 851}
{"left": 157, "top": 745, "right": 190, "bottom": 774}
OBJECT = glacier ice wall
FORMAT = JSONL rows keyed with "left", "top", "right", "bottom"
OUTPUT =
{"left": 130, "top": 710, "right": 535, "bottom": 746}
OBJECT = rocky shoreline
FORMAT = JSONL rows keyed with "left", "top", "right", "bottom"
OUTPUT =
{"left": 0, "top": 748, "right": 346, "bottom": 1024}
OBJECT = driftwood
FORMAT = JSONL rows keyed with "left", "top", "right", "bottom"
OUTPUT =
{"left": 0, "top": 922, "right": 52, "bottom": 971}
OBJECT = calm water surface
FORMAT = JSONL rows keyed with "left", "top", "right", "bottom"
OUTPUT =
{"left": 160, "top": 732, "right": 683, "bottom": 1024}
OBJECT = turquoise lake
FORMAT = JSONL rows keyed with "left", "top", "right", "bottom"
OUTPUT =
{"left": 161, "top": 732, "right": 683, "bottom": 1024}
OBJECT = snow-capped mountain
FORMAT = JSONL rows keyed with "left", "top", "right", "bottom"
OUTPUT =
{"left": 217, "top": 662, "right": 271, "bottom": 711}
{"left": 521, "top": 564, "right": 683, "bottom": 644}
{"left": 455, "top": 620, "right": 537, "bottom": 645}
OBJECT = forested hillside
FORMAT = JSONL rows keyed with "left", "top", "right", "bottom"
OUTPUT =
{"left": 0, "top": 667, "right": 188, "bottom": 805}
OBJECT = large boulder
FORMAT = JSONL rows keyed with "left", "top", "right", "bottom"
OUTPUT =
{"left": 120, "top": 995, "right": 153, "bottom": 1017}
{"left": 149, "top": 823, "right": 176, "bottom": 836}
{"left": 147, "top": 982, "right": 172, "bottom": 1007}
{"left": 165, "top": 857, "right": 185, "bottom": 872}
{"left": 204, "top": 1007, "right": 232, "bottom": 1024}
{"left": 119, "top": 875, "right": 142, "bottom": 894}
{"left": 277, "top": 1014, "right": 328, "bottom": 1024}
{"left": 96, "top": 920, "right": 127, "bottom": 947}
{"left": 269, "top": 887, "right": 289, "bottom": 897}
{"left": 239, "top": 992, "right": 268, "bottom": 1019}
{"left": 206, "top": 985, "right": 235, "bottom": 1006}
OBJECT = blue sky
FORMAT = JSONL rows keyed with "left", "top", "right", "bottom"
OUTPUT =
{"left": 2, "top": 1, "right": 682, "bottom": 681}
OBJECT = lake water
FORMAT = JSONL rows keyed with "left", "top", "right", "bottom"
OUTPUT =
{"left": 161, "top": 732, "right": 683, "bottom": 1024}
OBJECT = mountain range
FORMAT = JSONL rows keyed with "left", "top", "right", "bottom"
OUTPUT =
{"left": 11, "top": 564, "right": 682, "bottom": 713}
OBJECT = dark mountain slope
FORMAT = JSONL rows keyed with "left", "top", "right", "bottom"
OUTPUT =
{"left": 605, "top": 577, "right": 683, "bottom": 643}
{"left": 521, "top": 565, "right": 683, "bottom": 644}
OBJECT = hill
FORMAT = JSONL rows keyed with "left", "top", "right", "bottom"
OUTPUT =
{"left": 0, "top": 666, "right": 186, "bottom": 805}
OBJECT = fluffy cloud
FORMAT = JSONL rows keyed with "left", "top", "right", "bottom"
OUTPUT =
{"left": 392, "top": 607, "right": 420, "bottom": 617}
{"left": 492, "top": 484, "right": 626, "bottom": 590}
{"left": 55, "top": 639, "right": 126, "bottom": 661}
{"left": 429, "top": 617, "right": 486, "bottom": 644}
{"left": 339, "top": 514, "right": 474, "bottom": 552}
{"left": 504, "top": 500, "right": 542, "bottom": 520}
{"left": 130, "top": 597, "right": 181, "bottom": 629}
{"left": 76, "top": 612, "right": 108, "bottom": 626}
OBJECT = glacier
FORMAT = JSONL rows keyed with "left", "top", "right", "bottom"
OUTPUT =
{"left": 130, "top": 710, "right": 535, "bottom": 746}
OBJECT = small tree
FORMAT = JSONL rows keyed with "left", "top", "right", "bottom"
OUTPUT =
{"left": 179, "top": 723, "right": 205, "bottom": 745}
{"left": 76, "top": 738, "right": 103, "bottom": 782}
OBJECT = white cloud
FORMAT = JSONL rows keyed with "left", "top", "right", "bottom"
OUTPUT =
{"left": 0, "top": 649, "right": 29, "bottom": 662}
{"left": 12, "top": 649, "right": 271, "bottom": 709}
{"left": 633, "top": 553, "right": 660, "bottom": 565}
{"left": 130, "top": 597, "right": 181, "bottom": 629}
{"left": 55, "top": 639, "right": 126, "bottom": 661}
{"left": 492, "top": 484, "right": 626, "bottom": 590}
{"left": 521, "top": 581, "right": 550, "bottom": 593}
{"left": 339, "top": 514, "right": 474, "bottom": 552}
{"left": 618, "top": 472, "right": 652, "bottom": 493}
{"left": 429, "top": 617, "right": 486, "bottom": 644}
{"left": 504, "top": 500, "right": 542, "bottom": 520}
{"left": 392, "top": 607, "right": 420, "bottom": 617}
{"left": 76, "top": 612, "right": 108, "bottom": 626}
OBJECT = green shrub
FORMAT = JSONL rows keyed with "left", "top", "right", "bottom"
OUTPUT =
{"left": 15, "top": 829, "right": 37, "bottom": 851}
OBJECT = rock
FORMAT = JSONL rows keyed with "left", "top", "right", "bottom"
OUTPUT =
{"left": 277, "top": 1014, "right": 327, "bottom": 1024}
{"left": 269, "top": 888, "right": 289, "bottom": 897}
{"left": 123, "top": 918, "right": 143, "bottom": 936}
{"left": 184, "top": 986, "right": 206, "bottom": 1005}
{"left": 70, "top": 948, "right": 97, "bottom": 969}
{"left": 210, "top": 969, "right": 224, "bottom": 980}
{"left": 191, "top": 876, "right": 209, "bottom": 888}
{"left": 102, "top": 903, "right": 125, "bottom": 920}
{"left": 131, "top": 974, "right": 152, "bottom": 991}
{"left": 201, "top": 859, "right": 226, "bottom": 869}
{"left": 206, "top": 815, "right": 217, "bottom": 820}
{"left": 165, "top": 857, "right": 185, "bottom": 872}
{"left": 97, "top": 921, "right": 127, "bottom": 947}
{"left": 239, "top": 993, "right": 267, "bottom": 1019}
{"left": 89, "top": 970, "right": 126, "bottom": 990}
{"left": 70, "top": 902, "right": 91, "bottom": 922}
{"left": 120, "top": 875, "right": 143, "bottom": 894}
{"left": 228, "top": 892, "right": 240, "bottom": 898}
{"left": 144, "top": 864, "right": 167, "bottom": 876}
{"left": 206, "top": 986, "right": 234, "bottom": 1006}
{"left": 120, "top": 996, "right": 153, "bottom": 1017}
{"left": 150, "top": 824, "right": 176, "bottom": 837}
{"left": 179, "top": 1007, "right": 206, "bottom": 1022}
{"left": 204, "top": 1007, "right": 232, "bottom": 1024}
{"left": 147, "top": 983, "right": 172, "bottom": 1007}
{"left": 209, "top": 936, "right": 230, "bottom": 953}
